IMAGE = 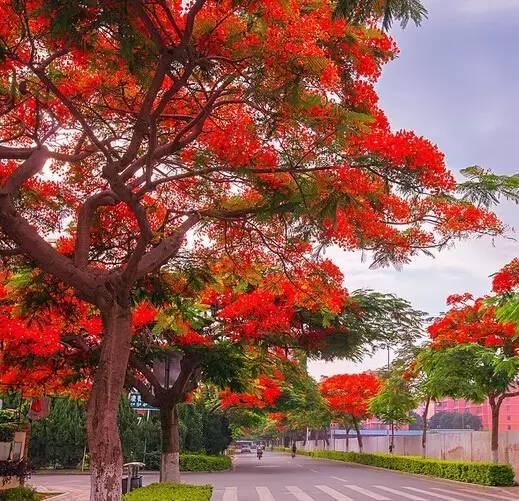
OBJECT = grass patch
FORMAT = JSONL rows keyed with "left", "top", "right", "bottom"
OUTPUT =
{"left": 180, "top": 453, "right": 232, "bottom": 472}
{"left": 123, "top": 482, "right": 212, "bottom": 501}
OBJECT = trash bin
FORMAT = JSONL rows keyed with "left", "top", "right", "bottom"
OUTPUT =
{"left": 122, "top": 462, "right": 145, "bottom": 493}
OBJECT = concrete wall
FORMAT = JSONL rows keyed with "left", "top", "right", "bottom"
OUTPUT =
{"left": 0, "top": 431, "right": 28, "bottom": 490}
{"left": 299, "top": 430, "right": 519, "bottom": 476}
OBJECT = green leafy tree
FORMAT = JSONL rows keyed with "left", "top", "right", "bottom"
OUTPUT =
{"left": 419, "top": 344, "right": 519, "bottom": 463}
{"left": 369, "top": 372, "right": 417, "bottom": 453}
{"left": 428, "top": 411, "right": 482, "bottom": 431}
{"left": 30, "top": 398, "right": 86, "bottom": 469}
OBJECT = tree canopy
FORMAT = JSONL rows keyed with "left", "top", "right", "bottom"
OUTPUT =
{"left": 0, "top": 0, "right": 506, "bottom": 497}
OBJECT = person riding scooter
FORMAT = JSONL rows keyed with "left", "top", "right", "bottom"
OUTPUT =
{"left": 257, "top": 447, "right": 263, "bottom": 459}
{"left": 291, "top": 443, "right": 297, "bottom": 458}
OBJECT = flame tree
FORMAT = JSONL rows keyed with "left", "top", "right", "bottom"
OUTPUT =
{"left": 0, "top": 0, "right": 503, "bottom": 498}
{"left": 0, "top": 259, "right": 425, "bottom": 480}
{"left": 419, "top": 292, "right": 519, "bottom": 463}
{"left": 320, "top": 372, "right": 380, "bottom": 452}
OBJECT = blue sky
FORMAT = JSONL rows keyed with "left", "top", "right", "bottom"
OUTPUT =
{"left": 309, "top": 0, "right": 519, "bottom": 377}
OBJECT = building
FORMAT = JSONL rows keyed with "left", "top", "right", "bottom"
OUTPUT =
{"left": 433, "top": 396, "right": 519, "bottom": 432}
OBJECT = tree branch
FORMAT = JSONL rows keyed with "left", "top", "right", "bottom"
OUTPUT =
{"left": 136, "top": 214, "right": 200, "bottom": 279}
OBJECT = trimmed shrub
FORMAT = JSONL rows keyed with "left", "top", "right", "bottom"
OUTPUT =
{"left": 123, "top": 482, "right": 212, "bottom": 501}
{"left": 275, "top": 448, "right": 514, "bottom": 486}
{"left": 180, "top": 453, "right": 232, "bottom": 472}
{"left": 0, "top": 487, "right": 38, "bottom": 501}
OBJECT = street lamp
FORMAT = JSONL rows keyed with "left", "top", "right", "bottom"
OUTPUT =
{"left": 152, "top": 351, "right": 183, "bottom": 390}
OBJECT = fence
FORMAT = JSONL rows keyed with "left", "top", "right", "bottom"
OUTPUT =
{"left": 297, "top": 430, "right": 519, "bottom": 475}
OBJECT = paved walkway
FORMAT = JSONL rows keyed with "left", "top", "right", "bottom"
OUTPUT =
{"left": 30, "top": 453, "right": 519, "bottom": 500}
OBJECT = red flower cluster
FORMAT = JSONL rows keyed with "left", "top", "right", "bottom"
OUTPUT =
{"left": 492, "top": 259, "right": 519, "bottom": 294}
{"left": 219, "top": 372, "right": 283, "bottom": 409}
{"left": 320, "top": 373, "right": 380, "bottom": 419}
{"left": 428, "top": 296, "right": 516, "bottom": 349}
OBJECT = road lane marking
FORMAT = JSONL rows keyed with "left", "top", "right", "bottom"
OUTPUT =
{"left": 331, "top": 477, "right": 348, "bottom": 482}
{"left": 286, "top": 486, "right": 315, "bottom": 501}
{"left": 459, "top": 488, "right": 519, "bottom": 500}
{"left": 223, "top": 486, "right": 238, "bottom": 501}
{"left": 343, "top": 484, "right": 391, "bottom": 500}
{"left": 256, "top": 486, "right": 276, "bottom": 501}
{"left": 404, "top": 487, "right": 464, "bottom": 501}
{"left": 432, "top": 488, "right": 503, "bottom": 500}
{"left": 374, "top": 486, "right": 427, "bottom": 500}
{"left": 315, "top": 485, "right": 354, "bottom": 501}
{"left": 309, "top": 469, "right": 319, "bottom": 473}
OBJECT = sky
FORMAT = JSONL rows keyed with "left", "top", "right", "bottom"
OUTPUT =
{"left": 308, "top": 0, "right": 519, "bottom": 378}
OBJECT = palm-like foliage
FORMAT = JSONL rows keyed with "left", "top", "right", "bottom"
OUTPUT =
{"left": 335, "top": 0, "right": 428, "bottom": 30}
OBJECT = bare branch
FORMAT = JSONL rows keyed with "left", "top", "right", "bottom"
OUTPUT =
{"left": 136, "top": 214, "right": 200, "bottom": 279}
{"left": 75, "top": 191, "right": 119, "bottom": 268}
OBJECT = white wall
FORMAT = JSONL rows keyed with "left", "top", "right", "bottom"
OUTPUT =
{"left": 299, "top": 431, "right": 519, "bottom": 476}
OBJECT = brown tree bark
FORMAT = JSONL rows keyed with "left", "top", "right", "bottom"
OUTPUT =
{"left": 489, "top": 397, "right": 501, "bottom": 464}
{"left": 87, "top": 302, "right": 132, "bottom": 501}
{"left": 421, "top": 396, "right": 431, "bottom": 458}
{"left": 353, "top": 419, "right": 363, "bottom": 453}
{"left": 390, "top": 421, "right": 395, "bottom": 453}
{"left": 160, "top": 406, "right": 181, "bottom": 483}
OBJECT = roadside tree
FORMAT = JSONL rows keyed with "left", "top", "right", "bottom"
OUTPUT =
{"left": 369, "top": 369, "right": 417, "bottom": 453}
{"left": 419, "top": 293, "right": 519, "bottom": 463}
{"left": 0, "top": 0, "right": 504, "bottom": 497}
{"left": 320, "top": 373, "right": 380, "bottom": 452}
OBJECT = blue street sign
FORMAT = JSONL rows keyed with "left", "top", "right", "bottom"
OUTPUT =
{"left": 128, "top": 391, "right": 159, "bottom": 411}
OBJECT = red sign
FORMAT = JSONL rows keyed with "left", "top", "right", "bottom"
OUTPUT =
{"left": 28, "top": 396, "right": 51, "bottom": 420}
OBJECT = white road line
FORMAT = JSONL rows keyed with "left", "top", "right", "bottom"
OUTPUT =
{"left": 460, "top": 488, "right": 519, "bottom": 500}
{"left": 374, "top": 486, "right": 427, "bottom": 500}
{"left": 343, "top": 484, "right": 391, "bottom": 500}
{"left": 286, "top": 485, "right": 315, "bottom": 501}
{"left": 331, "top": 477, "right": 348, "bottom": 482}
{"left": 309, "top": 469, "right": 319, "bottom": 473}
{"left": 404, "top": 487, "right": 464, "bottom": 501}
{"left": 256, "top": 486, "right": 276, "bottom": 501}
{"left": 432, "top": 488, "right": 502, "bottom": 500}
{"left": 223, "top": 486, "right": 238, "bottom": 501}
{"left": 315, "top": 485, "right": 355, "bottom": 501}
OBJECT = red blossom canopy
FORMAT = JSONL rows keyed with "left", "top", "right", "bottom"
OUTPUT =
{"left": 320, "top": 372, "right": 380, "bottom": 419}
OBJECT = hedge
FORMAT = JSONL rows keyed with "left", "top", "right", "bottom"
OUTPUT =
{"left": 123, "top": 483, "right": 212, "bottom": 501}
{"left": 0, "top": 487, "right": 40, "bottom": 501}
{"left": 180, "top": 453, "right": 232, "bottom": 472}
{"left": 274, "top": 448, "right": 514, "bottom": 486}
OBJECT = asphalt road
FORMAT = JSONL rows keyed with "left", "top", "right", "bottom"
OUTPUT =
{"left": 31, "top": 451, "right": 519, "bottom": 501}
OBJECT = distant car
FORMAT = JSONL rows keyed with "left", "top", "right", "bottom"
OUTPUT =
{"left": 236, "top": 440, "right": 253, "bottom": 453}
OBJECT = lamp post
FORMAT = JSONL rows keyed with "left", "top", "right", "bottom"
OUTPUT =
{"left": 152, "top": 351, "right": 183, "bottom": 390}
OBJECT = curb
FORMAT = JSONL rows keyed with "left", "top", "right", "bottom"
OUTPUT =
{"left": 276, "top": 451, "right": 518, "bottom": 494}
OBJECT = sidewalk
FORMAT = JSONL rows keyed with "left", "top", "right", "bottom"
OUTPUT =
{"left": 31, "top": 485, "right": 89, "bottom": 501}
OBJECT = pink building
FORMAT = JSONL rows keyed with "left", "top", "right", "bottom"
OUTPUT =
{"left": 434, "top": 396, "right": 519, "bottom": 432}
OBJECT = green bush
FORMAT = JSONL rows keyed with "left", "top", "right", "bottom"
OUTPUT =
{"left": 180, "top": 453, "right": 232, "bottom": 472}
{"left": 123, "top": 482, "right": 212, "bottom": 501}
{"left": 275, "top": 448, "right": 514, "bottom": 486}
{"left": 0, "top": 424, "right": 16, "bottom": 442}
{"left": 0, "top": 487, "right": 38, "bottom": 501}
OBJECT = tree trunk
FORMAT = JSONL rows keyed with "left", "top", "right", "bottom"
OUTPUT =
{"left": 345, "top": 427, "right": 350, "bottom": 452}
{"left": 160, "top": 405, "right": 181, "bottom": 482}
{"left": 490, "top": 400, "right": 501, "bottom": 464}
{"left": 87, "top": 303, "right": 132, "bottom": 501}
{"left": 390, "top": 422, "right": 395, "bottom": 453}
{"left": 353, "top": 419, "right": 363, "bottom": 453}
{"left": 421, "top": 396, "right": 431, "bottom": 458}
